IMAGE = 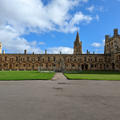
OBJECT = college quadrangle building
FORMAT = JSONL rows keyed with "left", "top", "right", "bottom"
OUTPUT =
{"left": 0, "top": 29, "right": 120, "bottom": 71}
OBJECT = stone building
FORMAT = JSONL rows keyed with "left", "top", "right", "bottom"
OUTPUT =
{"left": 0, "top": 29, "right": 120, "bottom": 71}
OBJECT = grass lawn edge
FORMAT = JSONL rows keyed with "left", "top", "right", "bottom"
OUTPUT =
{"left": 64, "top": 73, "right": 120, "bottom": 81}
{"left": 0, "top": 71, "right": 55, "bottom": 81}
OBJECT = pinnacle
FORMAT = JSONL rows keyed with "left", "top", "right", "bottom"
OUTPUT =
{"left": 76, "top": 31, "right": 80, "bottom": 42}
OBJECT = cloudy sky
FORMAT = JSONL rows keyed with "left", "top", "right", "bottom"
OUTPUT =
{"left": 0, "top": 0, "right": 120, "bottom": 54}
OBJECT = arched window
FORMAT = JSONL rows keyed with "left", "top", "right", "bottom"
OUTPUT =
{"left": 48, "top": 57, "right": 50, "bottom": 62}
{"left": 54, "top": 57, "right": 56, "bottom": 62}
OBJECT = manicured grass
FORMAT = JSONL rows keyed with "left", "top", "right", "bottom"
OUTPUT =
{"left": 64, "top": 71, "right": 120, "bottom": 80}
{"left": 0, "top": 71, "right": 55, "bottom": 80}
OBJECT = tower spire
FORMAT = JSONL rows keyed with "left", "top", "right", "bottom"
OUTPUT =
{"left": 74, "top": 32, "right": 82, "bottom": 54}
{"left": 76, "top": 31, "right": 80, "bottom": 42}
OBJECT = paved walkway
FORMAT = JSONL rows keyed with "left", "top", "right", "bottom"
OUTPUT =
{"left": 52, "top": 72, "right": 67, "bottom": 81}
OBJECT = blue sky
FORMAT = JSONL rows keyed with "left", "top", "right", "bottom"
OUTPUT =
{"left": 0, "top": 0, "right": 120, "bottom": 54}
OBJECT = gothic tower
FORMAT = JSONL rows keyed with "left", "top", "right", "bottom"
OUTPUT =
{"left": 0, "top": 42, "right": 2, "bottom": 54}
{"left": 74, "top": 32, "right": 82, "bottom": 54}
{"left": 104, "top": 29, "right": 120, "bottom": 54}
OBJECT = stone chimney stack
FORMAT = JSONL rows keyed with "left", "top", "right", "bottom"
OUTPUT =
{"left": 105, "top": 35, "right": 109, "bottom": 42}
{"left": 114, "top": 29, "right": 118, "bottom": 36}
{"left": 24, "top": 50, "right": 27, "bottom": 54}
{"left": 45, "top": 50, "right": 47, "bottom": 54}
{"left": 3, "top": 50, "right": 5, "bottom": 54}
{"left": 0, "top": 42, "right": 2, "bottom": 54}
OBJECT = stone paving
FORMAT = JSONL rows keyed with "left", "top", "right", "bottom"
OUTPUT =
{"left": 52, "top": 72, "right": 67, "bottom": 80}
{"left": 0, "top": 74, "right": 120, "bottom": 120}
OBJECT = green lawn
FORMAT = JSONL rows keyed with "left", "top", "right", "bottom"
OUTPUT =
{"left": 0, "top": 71, "right": 55, "bottom": 80}
{"left": 64, "top": 71, "right": 120, "bottom": 80}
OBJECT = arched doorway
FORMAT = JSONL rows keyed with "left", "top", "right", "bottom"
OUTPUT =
{"left": 10, "top": 64, "right": 12, "bottom": 70}
{"left": 85, "top": 64, "right": 88, "bottom": 70}
{"left": 81, "top": 64, "right": 88, "bottom": 71}
{"left": 112, "top": 63, "right": 115, "bottom": 70}
{"left": 82, "top": 64, "right": 84, "bottom": 70}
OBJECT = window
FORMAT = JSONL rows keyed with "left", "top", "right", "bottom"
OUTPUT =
{"left": 38, "top": 57, "right": 40, "bottom": 61}
{"left": 27, "top": 57, "right": 29, "bottom": 61}
{"left": 118, "top": 55, "right": 120, "bottom": 60}
{"left": 72, "top": 64, "right": 75, "bottom": 67}
{"left": 5, "top": 57, "right": 7, "bottom": 61}
{"left": 99, "top": 58, "right": 103, "bottom": 62}
{"left": 91, "top": 64, "right": 94, "bottom": 68}
{"left": 53, "top": 64, "right": 56, "bottom": 67}
{"left": 48, "top": 57, "right": 50, "bottom": 62}
{"left": 54, "top": 57, "right": 56, "bottom": 62}
{"left": 106, "top": 64, "right": 109, "bottom": 68}
{"left": 16, "top": 57, "right": 18, "bottom": 61}
{"left": 95, "top": 57, "right": 97, "bottom": 62}
{"left": 32, "top": 58, "right": 35, "bottom": 61}
{"left": 10, "top": 58, "right": 14, "bottom": 62}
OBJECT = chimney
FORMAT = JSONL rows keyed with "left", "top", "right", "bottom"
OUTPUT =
{"left": 114, "top": 29, "right": 118, "bottom": 36}
{"left": 87, "top": 50, "right": 89, "bottom": 54}
{"left": 105, "top": 35, "right": 109, "bottom": 42}
{"left": 24, "top": 50, "right": 27, "bottom": 54}
{"left": 45, "top": 50, "right": 47, "bottom": 54}
{"left": 3, "top": 50, "right": 5, "bottom": 54}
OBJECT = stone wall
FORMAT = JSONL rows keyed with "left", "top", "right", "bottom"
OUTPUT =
{"left": 0, "top": 53, "right": 119, "bottom": 71}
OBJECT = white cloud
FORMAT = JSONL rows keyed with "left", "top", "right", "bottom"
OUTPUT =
{"left": 91, "top": 42, "right": 101, "bottom": 47}
{"left": 0, "top": 0, "right": 97, "bottom": 53}
{"left": 0, "top": 25, "right": 41, "bottom": 53}
{"left": 71, "top": 12, "right": 93, "bottom": 24}
{"left": 0, "top": 0, "right": 94, "bottom": 33}
{"left": 39, "top": 42, "right": 45, "bottom": 45}
{"left": 86, "top": 5, "right": 95, "bottom": 12}
{"left": 95, "top": 15, "right": 100, "bottom": 21}
{"left": 48, "top": 47, "right": 73, "bottom": 54}
{"left": 61, "top": 12, "right": 92, "bottom": 33}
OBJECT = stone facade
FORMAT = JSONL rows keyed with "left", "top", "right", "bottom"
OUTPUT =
{"left": 0, "top": 29, "right": 120, "bottom": 71}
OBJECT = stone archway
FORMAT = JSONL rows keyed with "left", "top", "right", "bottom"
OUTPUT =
{"left": 81, "top": 64, "right": 88, "bottom": 71}
{"left": 82, "top": 64, "right": 84, "bottom": 70}
{"left": 85, "top": 64, "right": 88, "bottom": 70}
{"left": 112, "top": 63, "right": 115, "bottom": 70}
{"left": 9, "top": 64, "right": 12, "bottom": 70}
